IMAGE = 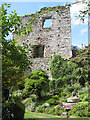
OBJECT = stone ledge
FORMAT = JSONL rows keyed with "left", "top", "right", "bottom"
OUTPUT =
{"left": 67, "top": 97, "right": 80, "bottom": 103}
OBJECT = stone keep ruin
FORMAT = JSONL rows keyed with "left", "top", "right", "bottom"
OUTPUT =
{"left": 13, "top": 6, "right": 72, "bottom": 77}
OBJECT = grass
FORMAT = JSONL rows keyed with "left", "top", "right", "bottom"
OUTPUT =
{"left": 24, "top": 111, "right": 62, "bottom": 119}
{"left": 24, "top": 111, "right": 90, "bottom": 119}
{"left": 24, "top": 111, "right": 37, "bottom": 118}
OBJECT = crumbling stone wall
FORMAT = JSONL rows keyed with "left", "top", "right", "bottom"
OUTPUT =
{"left": 13, "top": 6, "right": 72, "bottom": 78}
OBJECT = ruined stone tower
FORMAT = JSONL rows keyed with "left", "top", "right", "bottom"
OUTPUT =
{"left": 13, "top": 6, "right": 72, "bottom": 78}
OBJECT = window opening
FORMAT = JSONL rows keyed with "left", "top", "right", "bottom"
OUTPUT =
{"left": 32, "top": 45, "right": 44, "bottom": 58}
{"left": 43, "top": 19, "right": 52, "bottom": 28}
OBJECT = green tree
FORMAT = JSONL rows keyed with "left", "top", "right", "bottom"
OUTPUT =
{"left": 50, "top": 54, "right": 65, "bottom": 79}
{"left": 1, "top": 3, "right": 32, "bottom": 100}
{"left": 49, "top": 54, "right": 79, "bottom": 95}
{"left": 71, "top": 46, "right": 89, "bottom": 86}
{"left": 50, "top": 54, "right": 77, "bottom": 80}
{"left": 25, "top": 69, "right": 49, "bottom": 98}
{"left": 50, "top": 48, "right": 89, "bottom": 95}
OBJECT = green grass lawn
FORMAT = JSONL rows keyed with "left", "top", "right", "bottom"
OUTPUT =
{"left": 24, "top": 111, "right": 62, "bottom": 119}
{"left": 24, "top": 111, "right": 37, "bottom": 118}
{"left": 24, "top": 111, "right": 90, "bottom": 120}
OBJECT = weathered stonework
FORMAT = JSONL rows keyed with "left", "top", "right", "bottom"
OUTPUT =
{"left": 13, "top": 6, "right": 72, "bottom": 78}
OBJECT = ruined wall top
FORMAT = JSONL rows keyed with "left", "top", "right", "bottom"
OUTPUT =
{"left": 22, "top": 6, "right": 70, "bottom": 17}
{"left": 19, "top": 6, "right": 71, "bottom": 30}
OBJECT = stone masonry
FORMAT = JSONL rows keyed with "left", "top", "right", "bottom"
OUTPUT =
{"left": 13, "top": 6, "right": 72, "bottom": 78}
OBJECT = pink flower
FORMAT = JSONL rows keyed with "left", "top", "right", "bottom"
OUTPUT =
{"left": 60, "top": 107, "right": 64, "bottom": 109}
{"left": 60, "top": 105, "right": 72, "bottom": 109}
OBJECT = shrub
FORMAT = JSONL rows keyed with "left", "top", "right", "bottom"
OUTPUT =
{"left": 82, "top": 95, "right": 88, "bottom": 102}
{"left": 25, "top": 69, "right": 49, "bottom": 98}
{"left": 49, "top": 78, "right": 67, "bottom": 95}
{"left": 13, "top": 89, "right": 28, "bottom": 99}
{"left": 46, "top": 98, "right": 55, "bottom": 105}
{"left": 36, "top": 105, "right": 45, "bottom": 113}
{"left": 61, "top": 91, "right": 66, "bottom": 97}
{"left": 50, "top": 54, "right": 77, "bottom": 79}
{"left": 21, "top": 89, "right": 28, "bottom": 99}
{"left": 67, "top": 86, "right": 74, "bottom": 92}
{"left": 44, "top": 107, "right": 50, "bottom": 113}
{"left": 50, "top": 54, "right": 78, "bottom": 94}
{"left": 50, "top": 54, "right": 67, "bottom": 79}
{"left": 48, "top": 107, "right": 55, "bottom": 114}
{"left": 66, "top": 93, "right": 72, "bottom": 99}
{"left": 46, "top": 95, "right": 59, "bottom": 105}
{"left": 85, "top": 82, "right": 89, "bottom": 87}
{"left": 68, "top": 102, "right": 89, "bottom": 117}
{"left": 30, "top": 102, "right": 36, "bottom": 112}
{"left": 22, "top": 98, "right": 37, "bottom": 112}
{"left": 30, "top": 94, "right": 38, "bottom": 102}
{"left": 55, "top": 109, "right": 66, "bottom": 116}
{"left": 54, "top": 104, "right": 67, "bottom": 116}
{"left": 42, "top": 103, "right": 50, "bottom": 108}
{"left": 78, "top": 88, "right": 88, "bottom": 95}
{"left": 52, "top": 95, "right": 59, "bottom": 100}
{"left": 22, "top": 98, "right": 32, "bottom": 107}
{"left": 72, "top": 83, "right": 82, "bottom": 92}
{"left": 79, "top": 93, "right": 88, "bottom": 102}
{"left": 12, "top": 90, "right": 22, "bottom": 97}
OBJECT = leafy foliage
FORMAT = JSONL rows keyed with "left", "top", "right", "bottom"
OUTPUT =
{"left": 50, "top": 54, "right": 67, "bottom": 79}
{"left": 70, "top": 46, "right": 89, "bottom": 85}
{"left": 68, "top": 102, "right": 89, "bottom": 117}
{"left": 1, "top": 3, "right": 21, "bottom": 39}
{"left": 50, "top": 48, "right": 89, "bottom": 95}
{"left": 2, "top": 40, "right": 32, "bottom": 92}
{"left": 1, "top": 3, "right": 33, "bottom": 119}
{"left": 36, "top": 105, "right": 45, "bottom": 113}
{"left": 1, "top": 3, "right": 32, "bottom": 98}
{"left": 1, "top": 2, "right": 89, "bottom": 119}
{"left": 46, "top": 95, "right": 59, "bottom": 105}
{"left": 50, "top": 54, "right": 77, "bottom": 80}
{"left": 25, "top": 69, "right": 49, "bottom": 98}
{"left": 49, "top": 54, "right": 79, "bottom": 95}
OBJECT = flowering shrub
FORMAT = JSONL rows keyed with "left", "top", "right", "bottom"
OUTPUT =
{"left": 60, "top": 105, "right": 72, "bottom": 109}
{"left": 54, "top": 105, "right": 67, "bottom": 115}
{"left": 12, "top": 90, "right": 22, "bottom": 97}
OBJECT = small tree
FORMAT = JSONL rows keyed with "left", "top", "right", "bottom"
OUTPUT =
{"left": 25, "top": 69, "right": 49, "bottom": 98}
{"left": 50, "top": 54, "right": 68, "bottom": 79}
{"left": 49, "top": 54, "right": 78, "bottom": 95}
{"left": 1, "top": 3, "right": 33, "bottom": 119}
{"left": 50, "top": 54, "right": 77, "bottom": 80}
{"left": 1, "top": 3, "right": 32, "bottom": 100}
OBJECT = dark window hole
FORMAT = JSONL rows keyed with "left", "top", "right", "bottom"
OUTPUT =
{"left": 32, "top": 45, "right": 44, "bottom": 58}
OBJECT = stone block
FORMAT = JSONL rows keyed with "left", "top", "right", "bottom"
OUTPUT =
{"left": 67, "top": 97, "right": 80, "bottom": 103}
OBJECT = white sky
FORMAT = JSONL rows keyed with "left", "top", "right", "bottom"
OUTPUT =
{"left": 70, "top": 2, "right": 88, "bottom": 25}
